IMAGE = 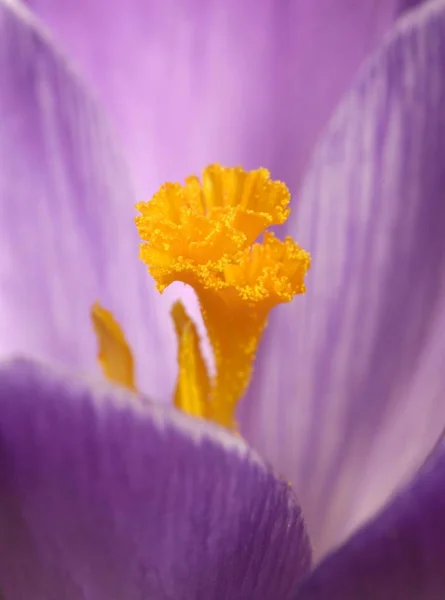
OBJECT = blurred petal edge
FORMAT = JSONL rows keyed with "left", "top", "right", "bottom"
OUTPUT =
{"left": 0, "top": 357, "right": 311, "bottom": 600}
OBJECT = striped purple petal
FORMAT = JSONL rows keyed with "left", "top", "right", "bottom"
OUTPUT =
{"left": 0, "top": 358, "right": 311, "bottom": 599}
{"left": 13, "top": 0, "right": 432, "bottom": 406}
{"left": 294, "top": 429, "right": 445, "bottom": 600}
{"left": 23, "top": 0, "right": 412, "bottom": 199}
{"left": 241, "top": 0, "right": 445, "bottom": 559}
{"left": 0, "top": 0, "right": 174, "bottom": 397}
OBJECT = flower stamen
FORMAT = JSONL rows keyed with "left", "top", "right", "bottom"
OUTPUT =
{"left": 91, "top": 302, "right": 136, "bottom": 391}
{"left": 171, "top": 301, "right": 211, "bottom": 420}
{"left": 136, "top": 164, "right": 310, "bottom": 430}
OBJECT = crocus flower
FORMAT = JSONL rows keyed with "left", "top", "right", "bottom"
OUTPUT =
{"left": 1, "top": 0, "right": 445, "bottom": 598}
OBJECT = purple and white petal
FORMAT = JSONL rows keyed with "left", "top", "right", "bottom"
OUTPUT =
{"left": 0, "top": 0, "right": 175, "bottom": 396}
{"left": 241, "top": 0, "right": 445, "bottom": 559}
{"left": 0, "top": 358, "right": 311, "bottom": 599}
{"left": 15, "top": 0, "right": 432, "bottom": 402}
{"left": 294, "top": 430, "right": 445, "bottom": 600}
{"left": 22, "top": 0, "right": 413, "bottom": 200}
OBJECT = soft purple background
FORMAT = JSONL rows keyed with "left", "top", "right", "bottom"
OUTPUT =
{"left": 1, "top": 0, "right": 445, "bottom": 589}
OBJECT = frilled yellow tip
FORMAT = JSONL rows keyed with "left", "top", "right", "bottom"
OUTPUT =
{"left": 136, "top": 164, "right": 310, "bottom": 431}
{"left": 135, "top": 164, "right": 291, "bottom": 293}
{"left": 91, "top": 302, "right": 136, "bottom": 391}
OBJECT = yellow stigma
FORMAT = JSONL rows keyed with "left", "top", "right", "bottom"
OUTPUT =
{"left": 90, "top": 302, "right": 136, "bottom": 392}
{"left": 136, "top": 164, "right": 310, "bottom": 430}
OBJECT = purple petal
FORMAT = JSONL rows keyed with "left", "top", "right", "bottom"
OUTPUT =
{"left": 23, "top": 0, "right": 415, "bottom": 199}
{"left": 240, "top": 0, "right": 445, "bottom": 560}
{"left": 0, "top": 358, "right": 310, "bottom": 599}
{"left": 294, "top": 430, "right": 445, "bottom": 600}
{"left": 0, "top": 0, "right": 177, "bottom": 397}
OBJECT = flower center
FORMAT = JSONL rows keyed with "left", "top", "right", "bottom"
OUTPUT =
{"left": 92, "top": 164, "right": 310, "bottom": 431}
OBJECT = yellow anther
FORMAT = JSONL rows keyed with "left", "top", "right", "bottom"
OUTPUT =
{"left": 171, "top": 301, "right": 211, "bottom": 420}
{"left": 91, "top": 302, "right": 136, "bottom": 391}
{"left": 135, "top": 164, "right": 311, "bottom": 430}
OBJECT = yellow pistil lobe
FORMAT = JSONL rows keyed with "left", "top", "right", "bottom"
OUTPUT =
{"left": 136, "top": 164, "right": 310, "bottom": 430}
